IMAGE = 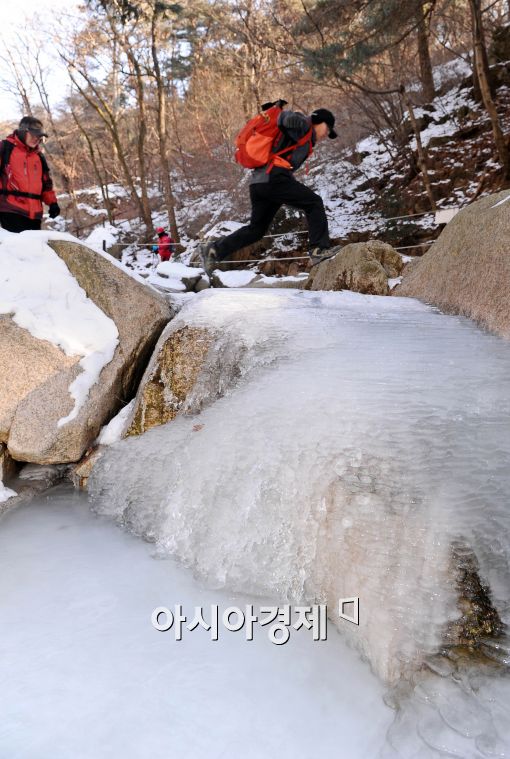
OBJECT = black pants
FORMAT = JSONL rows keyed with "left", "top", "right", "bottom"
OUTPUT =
{"left": 215, "top": 172, "right": 330, "bottom": 261}
{"left": 0, "top": 213, "right": 42, "bottom": 233}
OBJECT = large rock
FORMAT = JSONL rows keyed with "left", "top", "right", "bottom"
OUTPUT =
{"left": 5, "top": 240, "right": 172, "bottom": 464}
{"left": 396, "top": 191, "right": 510, "bottom": 338}
{"left": 127, "top": 325, "right": 215, "bottom": 436}
{"left": 368, "top": 239, "right": 404, "bottom": 279}
{"left": 126, "top": 295, "right": 258, "bottom": 436}
{"left": 306, "top": 240, "right": 402, "bottom": 294}
{"left": 0, "top": 316, "right": 79, "bottom": 442}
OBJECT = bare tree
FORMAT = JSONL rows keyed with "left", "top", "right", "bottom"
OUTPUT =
{"left": 469, "top": 0, "right": 509, "bottom": 178}
{"left": 149, "top": 4, "right": 180, "bottom": 242}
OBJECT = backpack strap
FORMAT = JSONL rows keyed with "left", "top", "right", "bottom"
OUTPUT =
{"left": 0, "top": 190, "right": 44, "bottom": 199}
{"left": 265, "top": 127, "right": 313, "bottom": 174}
{"left": 39, "top": 151, "right": 50, "bottom": 175}
{"left": 0, "top": 140, "right": 14, "bottom": 179}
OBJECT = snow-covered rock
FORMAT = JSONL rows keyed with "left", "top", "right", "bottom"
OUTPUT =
{"left": 0, "top": 232, "right": 171, "bottom": 464}
{"left": 84, "top": 222, "right": 120, "bottom": 254}
{"left": 149, "top": 261, "right": 205, "bottom": 293}
{"left": 212, "top": 269, "right": 257, "bottom": 288}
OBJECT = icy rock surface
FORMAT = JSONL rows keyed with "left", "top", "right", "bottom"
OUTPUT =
{"left": 0, "top": 487, "right": 392, "bottom": 758}
{"left": 90, "top": 289, "right": 510, "bottom": 683}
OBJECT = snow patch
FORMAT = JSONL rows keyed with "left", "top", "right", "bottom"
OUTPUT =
{"left": 97, "top": 400, "right": 135, "bottom": 446}
{"left": 0, "top": 230, "right": 119, "bottom": 427}
{"left": 84, "top": 222, "right": 120, "bottom": 253}
{"left": 215, "top": 269, "right": 257, "bottom": 287}
{"left": 156, "top": 261, "right": 204, "bottom": 279}
{"left": 0, "top": 480, "right": 17, "bottom": 503}
{"left": 147, "top": 273, "right": 187, "bottom": 292}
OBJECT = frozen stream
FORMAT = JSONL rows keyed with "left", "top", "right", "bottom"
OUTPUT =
{"left": 0, "top": 486, "right": 391, "bottom": 758}
{"left": 3, "top": 288, "right": 510, "bottom": 757}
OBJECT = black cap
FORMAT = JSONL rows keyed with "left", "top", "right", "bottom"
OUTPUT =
{"left": 18, "top": 116, "right": 48, "bottom": 138}
{"left": 310, "top": 108, "right": 337, "bottom": 139}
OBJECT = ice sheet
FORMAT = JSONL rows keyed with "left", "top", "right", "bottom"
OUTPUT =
{"left": 0, "top": 486, "right": 392, "bottom": 758}
{"left": 90, "top": 289, "right": 510, "bottom": 686}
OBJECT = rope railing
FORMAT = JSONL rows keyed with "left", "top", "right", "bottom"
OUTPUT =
{"left": 98, "top": 205, "right": 454, "bottom": 261}
{"left": 184, "top": 240, "right": 435, "bottom": 268}
{"left": 101, "top": 208, "right": 439, "bottom": 249}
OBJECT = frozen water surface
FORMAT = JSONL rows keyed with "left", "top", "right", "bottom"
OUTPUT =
{"left": 0, "top": 486, "right": 391, "bottom": 758}
{"left": 3, "top": 289, "right": 510, "bottom": 756}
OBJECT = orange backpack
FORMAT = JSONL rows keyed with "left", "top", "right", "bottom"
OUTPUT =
{"left": 234, "top": 104, "right": 313, "bottom": 172}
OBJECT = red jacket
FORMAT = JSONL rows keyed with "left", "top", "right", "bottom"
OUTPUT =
{"left": 158, "top": 234, "right": 173, "bottom": 261}
{"left": 0, "top": 132, "right": 57, "bottom": 220}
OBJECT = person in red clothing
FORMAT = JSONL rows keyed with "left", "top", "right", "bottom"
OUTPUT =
{"left": 0, "top": 116, "right": 60, "bottom": 233}
{"left": 155, "top": 227, "right": 174, "bottom": 261}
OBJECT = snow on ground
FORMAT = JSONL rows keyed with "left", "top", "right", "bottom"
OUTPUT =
{"left": 214, "top": 269, "right": 257, "bottom": 287}
{"left": 412, "top": 86, "right": 479, "bottom": 149}
{"left": 77, "top": 203, "right": 107, "bottom": 218}
{"left": 0, "top": 480, "right": 17, "bottom": 503}
{"left": 71, "top": 183, "right": 130, "bottom": 202}
{"left": 433, "top": 57, "right": 472, "bottom": 90}
{"left": 257, "top": 273, "right": 309, "bottom": 285}
{"left": 0, "top": 230, "right": 119, "bottom": 427}
{"left": 147, "top": 273, "right": 187, "bottom": 292}
{"left": 84, "top": 222, "right": 120, "bottom": 254}
{"left": 157, "top": 261, "right": 204, "bottom": 279}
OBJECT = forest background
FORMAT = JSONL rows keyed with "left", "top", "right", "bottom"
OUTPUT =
{"left": 1, "top": 0, "right": 510, "bottom": 245}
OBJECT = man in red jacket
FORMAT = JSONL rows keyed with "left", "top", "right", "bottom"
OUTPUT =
{"left": 0, "top": 116, "right": 60, "bottom": 233}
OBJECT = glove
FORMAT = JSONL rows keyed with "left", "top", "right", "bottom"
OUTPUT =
{"left": 152, "top": 245, "right": 158, "bottom": 253}
{"left": 48, "top": 203, "right": 60, "bottom": 219}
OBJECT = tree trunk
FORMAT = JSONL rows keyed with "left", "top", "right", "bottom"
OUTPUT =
{"left": 416, "top": 1, "right": 435, "bottom": 102}
{"left": 126, "top": 52, "right": 154, "bottom": 237}
{"left": 470, "top": 0, "right": 496, "bottom": 100}
{"left": 402, "top": 89, "right": 437, "bottom": 211}
{"left": 469, "top": 0, "right": 510, "bottom": 178}
{"left": 150, "top": 13, "right": 180, "bottom": 244}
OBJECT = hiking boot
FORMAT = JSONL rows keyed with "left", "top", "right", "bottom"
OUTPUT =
{"left": 199, "top": 241, "right": 219, "bottom": 276}
{"left": 308, "top": 247, "right": 336, "bottom": 266}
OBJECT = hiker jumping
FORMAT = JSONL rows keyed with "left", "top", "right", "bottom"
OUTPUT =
{"left": 199, "top": 100, "right": 337, "bottom": 275}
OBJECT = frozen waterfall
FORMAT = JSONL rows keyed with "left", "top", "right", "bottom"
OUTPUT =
{"left": 89, "top": 289, "right": 510, "bottom": 686}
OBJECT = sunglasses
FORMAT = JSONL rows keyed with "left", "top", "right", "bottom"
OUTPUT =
{"left": 26, "top": 130, "right": 46, "bottom": 141}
